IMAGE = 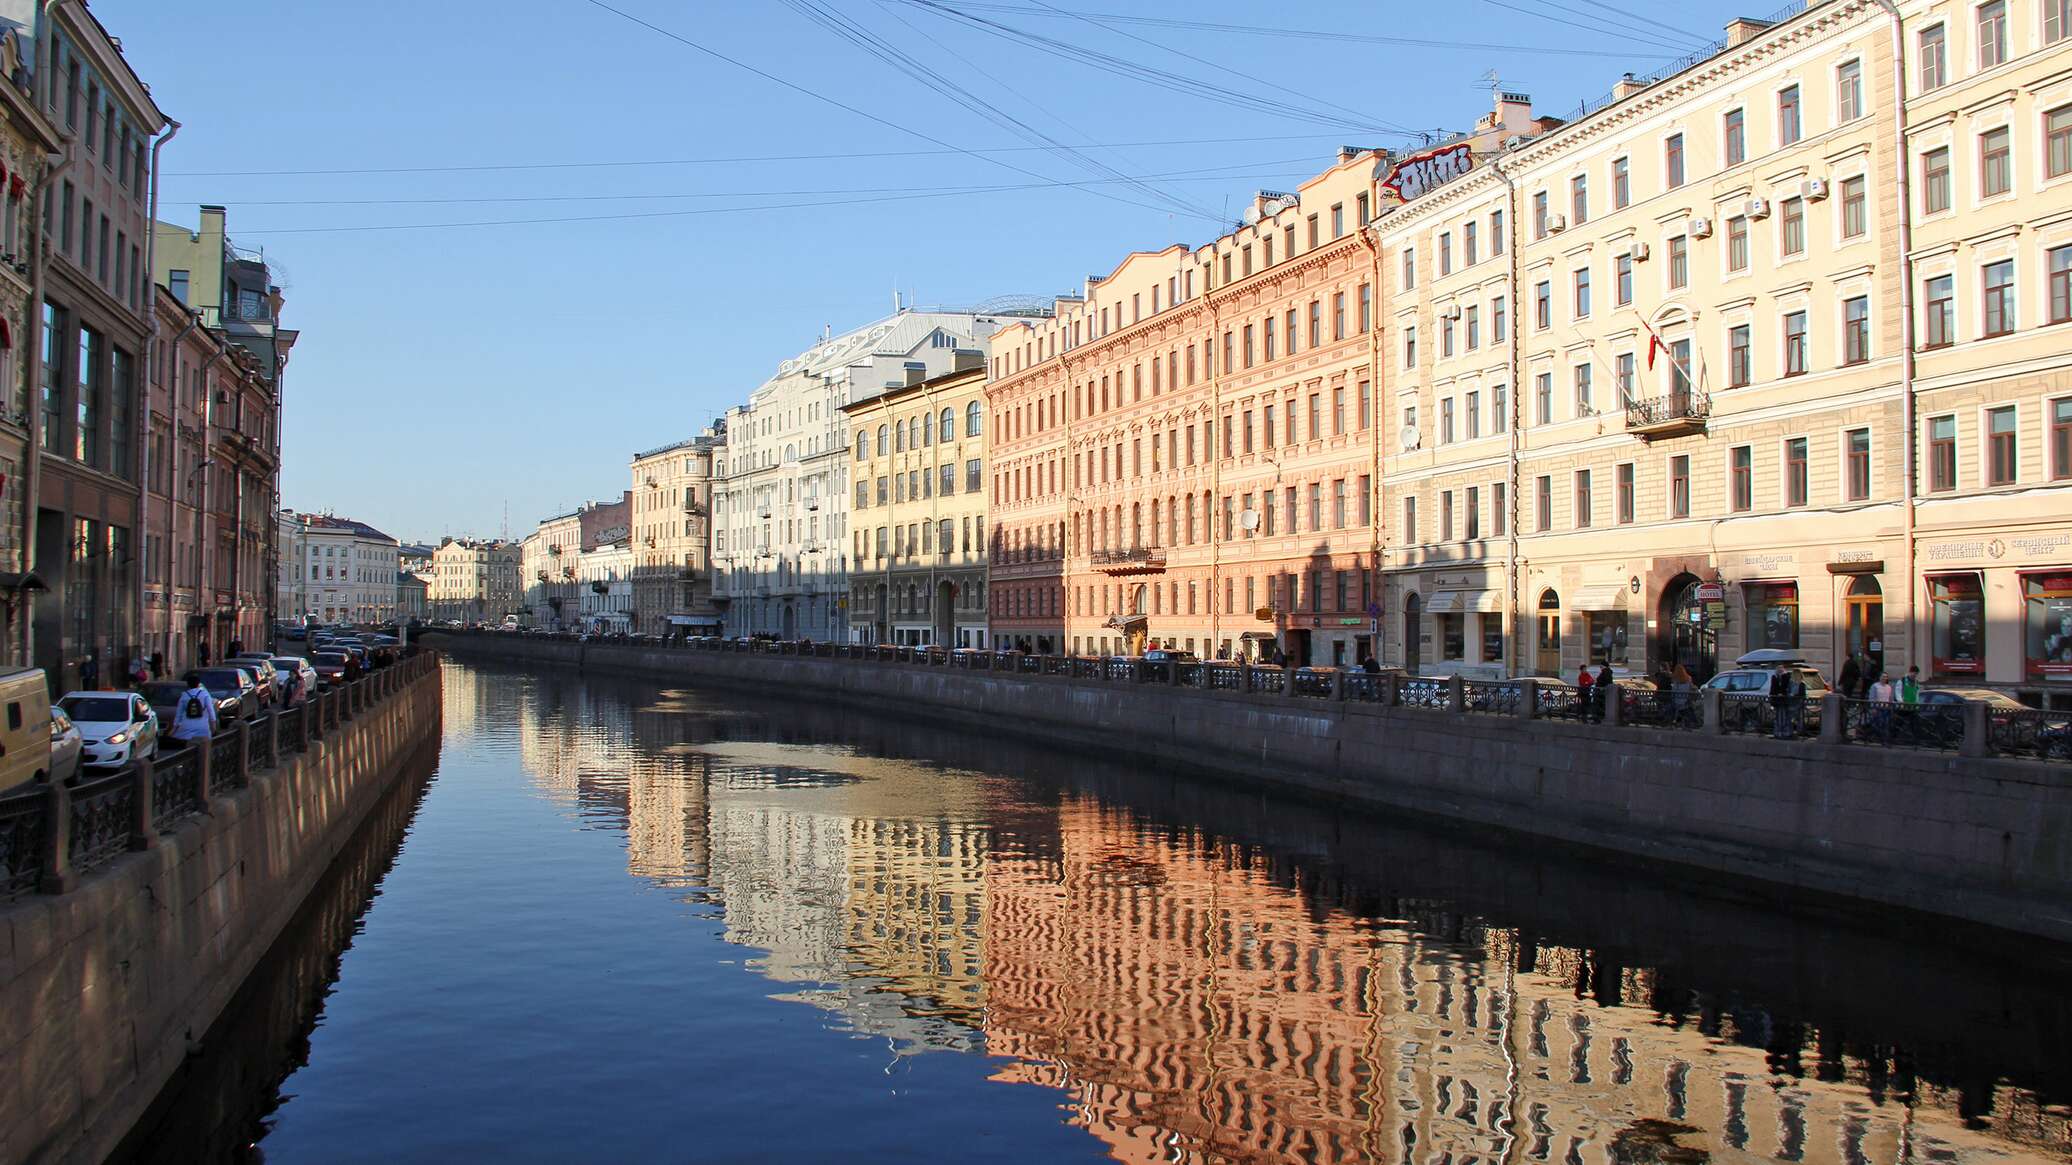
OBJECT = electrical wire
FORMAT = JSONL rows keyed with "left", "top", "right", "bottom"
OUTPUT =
{"left": 580, "top": 0, "right": 1210, "bottom": 221}
{"left": 1568, "top": 0, "right": 1713, "bottom": 47}
{"left": 161, "top": 133, "right": 1357, "bottom": 179}
{"left": 227, "top": 163, "right": 1321, "bottom": 236}
{"left": 1477, "top": 0, "right": 1703, "bottom": 51}
{"left": 882, "top": 2, "right": 1676, "bottom": 57}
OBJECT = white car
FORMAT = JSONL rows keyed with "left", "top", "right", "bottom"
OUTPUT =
{"left": 57, "top": 691, "right": 161, "bottom": 770}
{"left": 48, "top": 708, "right": 82, "bottom": 784}
{"left": 263, "top": 655, "right": 319, "bottom": 705}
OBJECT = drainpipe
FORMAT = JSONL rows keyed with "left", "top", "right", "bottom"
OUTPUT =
{"left": 1871, "top": 0, "right": 1918, "bottom": 674}
{"left": 20, "top": 150, "right": 68, "bottom": 669}
{"left": 1206, "top": 284, "right": 1224, "bottom": 656}
{"left": 1359, "top": 215, "right": 1385, "bottom": 666}
{"left": 161, "top": 308, "right": 201, "bottom": 666}
{"left": 136, "top": 118, "right": 178, "bottom": 665}
{"left": 1487, "top": 153, "right": 1525, "bottom": 677}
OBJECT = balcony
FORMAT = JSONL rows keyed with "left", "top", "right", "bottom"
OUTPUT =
{"left": 1090, "top": 547, "right": 1167, "bottom": 575}
{"left": 1625, "top": 390, "right": 1710, "bottom": 439}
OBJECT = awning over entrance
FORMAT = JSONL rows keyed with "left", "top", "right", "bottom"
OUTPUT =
{"left": 1569, "top": 583, "right": 1631, "bottom": 612}
{"left": 667, "top": 615, "right": 721, "bottom": 626}
{"left": 1425, "top": 590, "right": 1498, "bottom": 614}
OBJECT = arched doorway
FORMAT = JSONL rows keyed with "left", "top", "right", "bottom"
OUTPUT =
{"left": 1536, "top": 589, "right": 1562, "bottom": 676}
{"left": 1845, "top": 575, "right": 1884, "bottom": 678}
{"left": 1403, "top": 593, "right": 1422, "bottom": 674}
{"left": 781, "top": 602, "right": 796, "bottom": 639}
{"left": 1657, "top": 573, "right": 1717, "bottom": 681}
{"left": 935, "top": 580, "right": 956, "bottom": 646}
{"left": 874, "top": 583, "right": 889, "bottom": 644}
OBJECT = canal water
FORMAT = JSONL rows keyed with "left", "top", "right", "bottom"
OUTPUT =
{"left": 121, "top": 658, "right": 2072, "bottom": 1164}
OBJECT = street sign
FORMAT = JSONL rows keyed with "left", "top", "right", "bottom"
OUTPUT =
{"left": 1255, "top": 606, "right": 1275, "bottom": 621}
{"left": 1694, "top": 581, "right": 1726, "bottom": 603}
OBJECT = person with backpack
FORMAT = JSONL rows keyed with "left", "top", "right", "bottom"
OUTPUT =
{"left": 169, "top": 671, "right": 220, "bottom": 745}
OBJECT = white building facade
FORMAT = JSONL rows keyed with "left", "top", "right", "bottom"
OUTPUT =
{"left": 286, "top": 513, "right": 400, "bottom": 625}
{"left": 713, "top": 310, "right": 1003, "bottom": 639}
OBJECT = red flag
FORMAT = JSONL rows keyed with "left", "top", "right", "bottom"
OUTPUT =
{"left": 1645, "top": 330, "right": 1666, "bottom": 370}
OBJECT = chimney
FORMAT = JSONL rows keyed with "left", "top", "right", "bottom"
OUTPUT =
{"left": 952, "top": 349, "right": 984, "bottom": 373}
{"left": 1614, "top": 73, "right": 1649, "bottom": 100}
{"left": 200, "top": 204, "right": 227, "bottom": 239}
{"left": 1725, "top": 17, "right": 1772, "bottom": 47}
{"left": 904, "top": 361, "right": 927, "bottom": 387}
{"left": 1493, "top": 91, "right": 1534, "bottom": 134}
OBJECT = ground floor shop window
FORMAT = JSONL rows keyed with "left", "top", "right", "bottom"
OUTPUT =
{"left": 1439, "top": 613, "right": 1465, "bottom": 660}
{"left": 1587, "top": 611, "right": 1628, "bottom": 666}
{"left": 1743, "top": 582, "right": 1799, "bottom": 652}
{"left": 1929, "top": 573, "right": 1984, "bottom": 676}
{"left": 2024, "top": 572, "right": 2072, "bottom": 680}
{"left": 1480, "top": 613, "right": 1503, "bottom": 662}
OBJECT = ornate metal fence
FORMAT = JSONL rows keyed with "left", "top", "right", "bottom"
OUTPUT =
{"left": 67, "top": 771, "right": 136, "bottom": 875}
{"left": 0, "top": 785, "right": 49, "bottom": 897}
{"left": 152, "top": 748, "right": 204, "bottom": 829}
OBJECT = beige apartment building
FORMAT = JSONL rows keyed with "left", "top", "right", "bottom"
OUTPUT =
{"left": 521, "top": 509, "right": 582, "bottom": 629}
{"left": 985, "top": 104, "right": 1538, "bottom": 663}
{"left": 428, "top": 538, "right": 520, "bottom": 624}
{"left": 629, "top": 435, "right": 721, "bottom": 638}
{"left": 845, "top": 359, "right": 990, "bottom": 646}
{"left": 1373, "top": 0, "right": 2072, "bottom": 698}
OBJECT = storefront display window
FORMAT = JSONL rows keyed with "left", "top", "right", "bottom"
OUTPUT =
{"left": 1929, "top": 573, "right": 1984, "bottom": 675}
{"left": 1439, "top": 613, "right": 1465, "bottom": 660}
{"left": 2023, "top": 572, "right": 2072, "bottom": 680}
{"left": 1480, "top": 613, "right": 1504, "bottom": 662}
{"left": 1743, "top": 582, "right": 1799, "bottom": 651}
{"left": 1587, "top": 611, "right": 1628, "bottom": 666}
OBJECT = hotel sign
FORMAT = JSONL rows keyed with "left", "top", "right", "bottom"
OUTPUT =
{"left": 1378, "top": 142, "right": 1473, "bottom": 202}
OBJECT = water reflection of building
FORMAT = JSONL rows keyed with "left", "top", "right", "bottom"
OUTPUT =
{"left": 980, "top": 797, "right": 2065, "bottom": 1165}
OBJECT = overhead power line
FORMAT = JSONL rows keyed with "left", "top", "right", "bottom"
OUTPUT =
{"left": 161, "top": 133, "right": 1358, "bottom": 178}
{"left": 1477, "top": 0, "right": 1705, "bottom": 52}
{"left": 887, "top": 1, "right": 1680, "bottom": 57}
{"left": 229, "top": 162, "right": 1320, "bottom": 237}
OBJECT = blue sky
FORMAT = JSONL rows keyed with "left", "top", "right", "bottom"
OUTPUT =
{"left": 103, "top": 0, "right": 1762, "bottom": 543}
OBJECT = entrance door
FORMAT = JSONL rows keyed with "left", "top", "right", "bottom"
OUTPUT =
{"left": 935, "top": 580, "right": 956, "bottom": 645}
{"left": 1845, "top": 575, "right": 1884, "bottom": 677}
{"left": 781, "top": 603, "right": 797, "bottom": 639}
{"left": 1658, "top": 573, "right": 1718, "bottom": 681}
{"left": 1536, "top": 590, "right": 1562, "bottom": 676}
{"left": 1331, "top": 639, "right": 1347, "bottom": 666}
{"left": 1403, "top": 594, "right": 1422, "bottom": 673}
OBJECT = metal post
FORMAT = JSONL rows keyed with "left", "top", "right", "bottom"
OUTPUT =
{"left": 39, "top": 779, "right": 74, "bottom": 894}
{"left": 130, "top": 758, "right": 158, "bottom": 850}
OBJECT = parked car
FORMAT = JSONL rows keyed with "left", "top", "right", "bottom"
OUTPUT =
{"left": 0, "top": 666, "right": 56, "bottom": 792}
{"left": 311, "top": 652, "right": 353, "bottom": 686}
{"left": 1143, "top": 649, "right": 1198, "bottom": 665}
{"left": 228, "top": 655, "right": 281, "bottom": 703}
{"left": 48, "top": 708, "right": 82, "bottom": 785}
{"left": 140, "top": 680, "right": 192, "bottom": 727}
{"left": 264, "top": 655, "right": 319, "bottom": 704}
{"left": 223, "top": 661, "right": 276, "bottom": 709}
{"left": 196, "top": 668, "right": 258, "bottom": 721}
{"left": 57, "top": 691, "right": 161, "bottom": 769}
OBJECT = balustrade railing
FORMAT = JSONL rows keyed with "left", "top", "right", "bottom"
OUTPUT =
{"left": 152, "top": 747, "right": 204, "bottom": 828}
{"left": 1400, "top": 677, "right": 1449, "bottom": 710}
{"left": 0, "top": 785, "right": 49, "bottom": 896}
{"left": 1988, "top": 708, "right": 2072, "bottom": 760}
{"left": 1463, "top": 680, "right": 1520, "bottom": 716}
{"left": 211, "top": 728, "right": 246, "bottom": 789}
{"left": 1843, "top": 699, "right": 1964, "bottom": 751}
{"left": 67, "top": 770, "right": 135, "bottom": 875}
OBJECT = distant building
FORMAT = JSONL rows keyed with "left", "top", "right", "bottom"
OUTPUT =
{"left": 575, "top": 493, "right": 632, "bottom": 632}
{"left": 428, "top": 538, "right": 520, "bottom": 624}
{"left": 520, "top": 511, "right": 582, "bottom": 630}
{"left": 843, "top": 357, "right": 990, "bottom": 646}
{"left": 629, "top": 432, "right": 722, "bottom": 638}
{"left": 713, "top": 308, "right": 1004, "bottom": 640}
{"left": 397, "top": 571, "right": 429, "bottom": 622}
{"left": 285, "top": 512, "right": 400, "bottom": 625}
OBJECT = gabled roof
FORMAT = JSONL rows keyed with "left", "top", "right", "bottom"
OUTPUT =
{"left": 295, "top": 513, "right": 396, "bottom": 544}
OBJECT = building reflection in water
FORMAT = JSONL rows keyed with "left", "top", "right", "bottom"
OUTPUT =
{"left": 494, "top": 661, "right": 2070, "bottom": 1165}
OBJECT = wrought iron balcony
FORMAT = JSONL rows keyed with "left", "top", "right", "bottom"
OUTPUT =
{"left": 1625, "top": 389, "right": 1709, "bottom": 438}
{"left": 1090, "top": 547, "right": 1167, "bottom": 575}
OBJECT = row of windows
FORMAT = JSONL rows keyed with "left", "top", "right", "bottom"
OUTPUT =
{"left": 859, "top": 516, "right": 986, "bottom": 561}
{"left": 1065, "top": 386, "right": 1376, "bottom": 496}
{"left": 1068, "top": 478, "right": 1374, "bottom": 554}
{"left": 1927, "top": 397, "right": 2072, "bottom": 490}
{"left": 855, "top": 402, "right": 983, "bottom": 458}
{"left": 1917, "top": 1, "right": 2070, "bottom": 93}
{"left": 994, "top": 195, "right": 1371, "bottom": 379}
{"left": 1070, "top": 568, "right": 1373, "bottom": 621}
{"left": 855, "top": 460, "right": 984, "bottom": 508}
{"left": 1919, "top": 103, "right": 2072, "bottom": 217}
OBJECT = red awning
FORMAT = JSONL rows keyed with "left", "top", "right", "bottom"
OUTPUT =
{"left": 0, "top": 317, "right": 12, "bottom": 350}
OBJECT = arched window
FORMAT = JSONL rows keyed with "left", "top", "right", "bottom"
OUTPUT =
{"left": 920, "top": 415, "right": 932, "bottom": 446}
{"left": 895, "top": 422, "right": 906, "bottom": 453}
{"left": 966, "top": 400, "right": 983, "bottom": 437}
{"left": 939, "top": 406, "right": 955, "bottom": 443}
{"left": 876, "top": 425, "right": 888, "bottom": 456}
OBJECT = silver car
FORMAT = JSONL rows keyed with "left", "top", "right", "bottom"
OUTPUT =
{"left": 48, "top": 708, "right": 81, "bottom": 784}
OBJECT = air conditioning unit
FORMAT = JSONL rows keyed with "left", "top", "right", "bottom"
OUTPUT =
{"left": 1630, "top": 242, "right": 1651, "bottom": 262}
{"left": 1802, "top": 177, "right": 1829, "bottom": 201}
{"left": 1547, "top": 213, "right": 1568, "bottom": 233}
{"left": 1439, "top": 304, "right": 1463, "bottom": 321}
{"left": 804, "top": 499, "right": 819, "bottom": 511}
{"left": 1745, "top": 198, "right": 1771, "bottom": 219}
{"left": 1688, "top": 217, "right": 1714, "bottom": 239}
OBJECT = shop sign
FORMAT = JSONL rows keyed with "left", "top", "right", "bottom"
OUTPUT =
{"left": 1703, "top": 600, "right": 1728, "bottom": 625}
{"left": 1693, "top": 581, "right": 1726, "bottom": 603}
{"left": 1739, "top": 552, "right": 1795, "bottom": 572}
{"left": 1378, "top": 142, "right": 1473, "bottom": 202}
{"left": 1336, "top": 618, "right": 1363, "bottom": 627}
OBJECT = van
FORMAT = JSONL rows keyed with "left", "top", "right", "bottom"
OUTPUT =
{"left": 0, "top": 667, "right": 55, "bottom": 793}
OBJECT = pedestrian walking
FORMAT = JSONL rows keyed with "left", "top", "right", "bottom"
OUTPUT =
{"left": 1838, "top": 653, "right": 1862, "bottom": 699}
{"left": 1361, "top": 655, "right": 1381, "bottom": 675}
{"left": 1595, "top": 664, "right": 1616, "bottom": 722}
{"left": 169, "top": 672, "right": 220, "bottom": 745}
{"left": 198, "top": 641, "right": 211, "bottom": 667}
{"left": 79, "top": 652, "right": 99, "bottom": 692}
{"left": 1899, "top": 665, "right": 1921, "bottom": 704}
{"left": 228, "top": 638, "right": 244, "bottom": 659}
{"left": 127, "top": 654, "right": 148, "bottom": 689}
{"left": 150, "top": 651, "right": 165, "bottom": 682}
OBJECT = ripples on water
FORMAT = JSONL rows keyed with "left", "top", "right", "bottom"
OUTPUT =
{"left": 125, "top": 659, "right": 2072, "bottom": 1164}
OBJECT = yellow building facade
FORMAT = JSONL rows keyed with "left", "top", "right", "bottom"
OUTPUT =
{"left": 845, "top": 360, "right": 991, "bottom": 646}
{"left": 1375, "top": 0, "right": 2072, "bottom": 698}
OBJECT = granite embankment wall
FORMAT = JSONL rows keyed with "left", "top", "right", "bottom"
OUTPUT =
{"left": 0, "top": 656, "right": 444, "bottom": 1165}
{"left": 433, "top": 633, "right": 2072, "bottom": 944}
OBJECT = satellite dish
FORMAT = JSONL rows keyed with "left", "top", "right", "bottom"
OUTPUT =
{"left": 1239, "top": 509, "right": 1261, "bottom": 532}
{"left": 1399, "top": 425, "right": 1422, "bottom": 452}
